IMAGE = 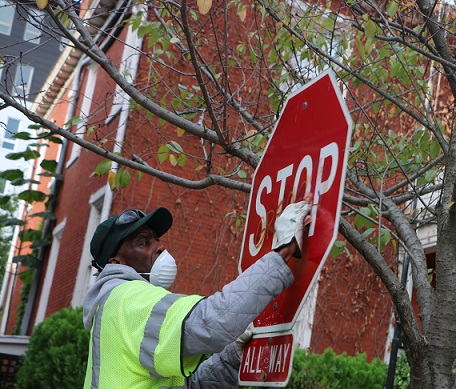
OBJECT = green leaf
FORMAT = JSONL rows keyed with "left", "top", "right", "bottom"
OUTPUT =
{"left": 361, "top": 228, "right": 376, "bottom": 239}
{"left": 429, "top": 140, "right": 441, "bottom": 158}
{"left": 10, "top": 178, "right": 40, "bottom": 186}
{"left": 387, "top": 0, "right": 399, "bottom": 17}
{"left": 87, "top": 126, "right": 95, "bottom": 137}
{"left": 372, "top": 102, "right": 380, "bottom": 114}
{"left": 18, "top": 268, "right": 35, "bottom": 283}
{"left": 331, "top": 240, "right": 346, "bottom": 258}
{"left": 354, "top": 208, "right": 373, "bottom": 229}
{"left": 17, "top": 190, "right": 47, "bottom": 203}
{"left": 13, "top": 131, "right": 31, "bottom": 140}
{"left": 380, "top": 228, "right": 391, "bottom": 248}
{"left": 0, "top": 195, "right": 12, "bottom": 206}
{"left": 0, "top": 169, "right": 24, "bottom": 181}
{"left": 46, "top": 135, "right": 63, "bottom": 144}
{"left": 167, "top": 141, "right": 183, "bottom": 153}
{"left": 158, "top": 145, "right": 169, "bottom": 163}
{"left": 177, "top": 153, "right": 187, "bottom": 167}
{"left": 237, "top": 170, "right": 247, "bottom": 178}
{"left": 118, "top": 169, "right": 131, "bottom": 188}
{"left": 29, "top": 211, "right": 58, "bottom": 220}
{"left": 40, "top": 159, "right": 58, "bottom": 173}
{"left": 19, "top": 228, "right": 43, "bottom": 242}
{"left": 38, "top": 172, "right": 63, "bottom": 180}
{"left": 94, "top": 159, "right": 112, "bottom": 176}
{"left": 5, "top": 152, "right": 24, "bottom": 160}
{"left": 30, "top": 238, "right": 52, "bottom": 249}
{"left": 424, "top": 169, "right": 437, "bottom": 183}
{"left": 18, "top": 148, "right": 40, "bottom": 161}
{"left": 0, "top": 217, "right": 25, "bottom": 227}
{"left": 14, "top": 255, "right": 39, "bottom": 268}
{"left": 364, "top": 20, "right": 377, "bottom": 40}
{"left": 65, "top": 116, "right": 84, "bottom": 126}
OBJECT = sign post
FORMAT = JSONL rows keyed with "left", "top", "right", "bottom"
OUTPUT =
{"left": 238, "top": 70, "right": 353, "bottom": 387}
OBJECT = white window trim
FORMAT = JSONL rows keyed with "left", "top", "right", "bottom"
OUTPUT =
{"left": 105, "top": 17, "right": 143, "bottom": 125}
{"left": 14, "top": 65, "right": 34, "bottom": 96}
{"left": 0, "top": 0, "right": 14, "bottom": 36}
{"left": 66, "top": 63, "right": 98, "bottom": 168}
{"left": 2, "top": 117, "right": 21, "bottom": 151}
{"left": 71, "top": 187, "right": 106, "bottom": 307}
{"left": 34, "top": 219, "right": 66, "bottom": 326}
{"left": 23, "top": 12, "right": 42, "bottom": 44}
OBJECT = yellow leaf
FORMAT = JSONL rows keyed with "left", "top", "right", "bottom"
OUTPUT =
{"left": 446, "top": 201, "right": 455, "bottom": 210}
{"left": 169, "top": 154, "right": 177, "bottom": 166}
{"left": 239, "top": 8, "right": 247, "bottom": 22}
{"left": 35, "top": 0, "right": 48, "bottom": 10}
{"left": 401, "top": 2, "right": 414, "bottom": 9}
{"left": 176, "top": 127, "right": 185, "bottom": 137}
{"left": 108, "top": 171, "right": 116, "bottom": 189}
{"left": 197, "top": 0, "right": 212, "bottom": 15}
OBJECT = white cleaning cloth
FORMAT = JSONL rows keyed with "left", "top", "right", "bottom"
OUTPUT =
{"left": 272, "top": 200, "right": 312, "bottom": 253}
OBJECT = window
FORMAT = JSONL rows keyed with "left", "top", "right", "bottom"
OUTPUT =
{"left": 23, "top": 11, "right": 43, "bottom": 44}
{"left": 2, "top": 117, "right": 20, "bottom": 150}
{"left": 13, "top": 65, "right": 34, "bottom": 96}
{"left": 0, "top": 0, "right": 14, "bottom": 36}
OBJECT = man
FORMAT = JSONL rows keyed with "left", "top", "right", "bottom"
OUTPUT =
{"left": 83, "top": 200, "right": 311, "bottom": 388}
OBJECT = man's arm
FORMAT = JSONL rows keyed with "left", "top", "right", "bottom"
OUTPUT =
{"left": 186, "top": 343, "right": 240, "bottom": 389}
{"left": 183, "top": 198, "right": 311, "bottom": 356}
{"left": 182, "top": 251, "right": 293, "bottom": 356}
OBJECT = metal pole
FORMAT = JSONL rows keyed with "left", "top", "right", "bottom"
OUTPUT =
{"left": 385, "top": 254, "right": 410, "bottom": 389}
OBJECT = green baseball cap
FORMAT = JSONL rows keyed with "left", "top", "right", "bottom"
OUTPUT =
{"left": 90, "top": 207, "right": 173, "bottom": 271}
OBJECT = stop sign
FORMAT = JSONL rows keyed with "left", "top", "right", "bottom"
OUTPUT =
{"left": 239, "top": 70, "right": 352, "bottom": 332}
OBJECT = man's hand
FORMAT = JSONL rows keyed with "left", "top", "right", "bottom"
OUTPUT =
{"left": 234, "top": 329, "right": 253, "bottom": 358}
{"left": 272, "top": 195, "right": 312, "bottom": 263}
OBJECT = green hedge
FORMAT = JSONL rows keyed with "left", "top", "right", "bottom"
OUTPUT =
{"left": 289, "top": 348, "right": 387, "bottom": 388}
{"left": 240, "top": 348, "right": 387, "bottom": 388}
{"left": 15, "top": 306, "right": 89, "bottom": 389}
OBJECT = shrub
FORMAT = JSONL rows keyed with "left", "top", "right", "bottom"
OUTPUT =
{"left": 392, "top": 352, "right": 410, "bottom": 389}
{"left": 15, "top": 306, "right": 89, "bottom": 389}
{"left": 289, "top": 348, "right": 387, "bottom": 388}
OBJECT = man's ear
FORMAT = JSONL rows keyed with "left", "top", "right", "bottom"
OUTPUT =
{"left": 107, "top": 256, "right": 127, "bottom": 265}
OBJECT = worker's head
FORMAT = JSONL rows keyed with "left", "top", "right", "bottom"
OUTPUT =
{"left": 90, "top": 207, "right": 173, "bottom": 272}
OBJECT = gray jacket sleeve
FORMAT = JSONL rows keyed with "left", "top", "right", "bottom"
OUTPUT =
{"left": 186, "top": 343, "right": 240, "bottom": 389}
{"left": 183, "top": 251, "right": 294, "bottom": 355}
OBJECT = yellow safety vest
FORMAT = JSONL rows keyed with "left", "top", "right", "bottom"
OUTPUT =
{"left": 84, "top": 281, "right": 204, "bottom": 388}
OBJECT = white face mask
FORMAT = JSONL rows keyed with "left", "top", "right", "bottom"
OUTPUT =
{"left": 143, "top": 250, "right": 177, "bottom": 289}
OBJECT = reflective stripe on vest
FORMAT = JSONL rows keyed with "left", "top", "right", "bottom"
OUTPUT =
{"left": 91, "top": 292, "right": 111, "bottom": 388}
{"left": 140, "top": 293, "right": 183, "bottom": 378}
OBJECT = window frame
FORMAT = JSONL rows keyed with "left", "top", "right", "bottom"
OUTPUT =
{"left": 23, "top": 10, "right": 43, "bottom": 44}
{"left": 2, "top": 117, "right": 21, "bottom": 150}
{"left": 0, "top": 0, "right": 14, "bottom": 36}
{"left": 13, "top": 64, "right": 34, "bottom": 97}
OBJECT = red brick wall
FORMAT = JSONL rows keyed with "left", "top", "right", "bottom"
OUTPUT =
{"left": 311, "top": 249, "right": 394, "bottom": 360}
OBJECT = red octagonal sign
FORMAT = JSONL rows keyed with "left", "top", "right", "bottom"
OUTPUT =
{"left": 239, "top": 70, "right": 353, "bottom": 333}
